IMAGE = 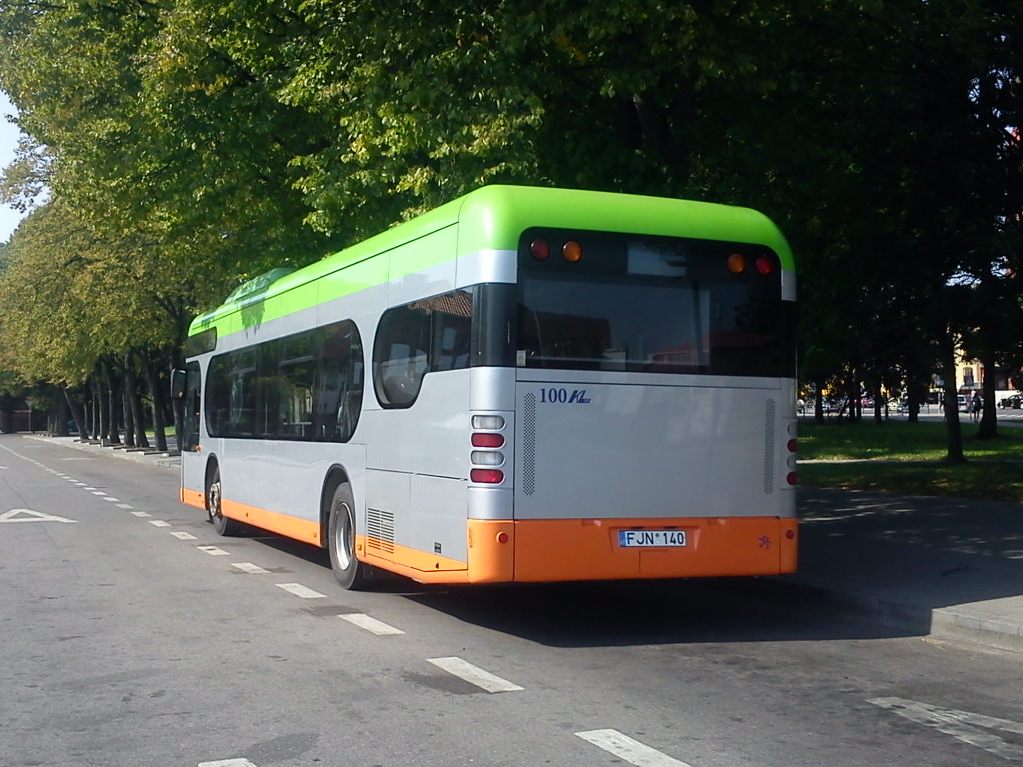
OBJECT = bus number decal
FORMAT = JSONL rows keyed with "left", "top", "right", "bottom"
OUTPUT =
{"left": 539, "top": 388, "right": 591, "bottom": 405}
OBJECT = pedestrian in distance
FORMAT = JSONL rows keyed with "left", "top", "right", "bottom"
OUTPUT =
{"left": 972, "top": 392, "right": 983, "bottom": 422}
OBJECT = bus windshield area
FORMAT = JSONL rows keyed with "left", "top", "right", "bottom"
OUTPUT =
{"left": 516, "top": 229, "right": 793, "bottom": 378}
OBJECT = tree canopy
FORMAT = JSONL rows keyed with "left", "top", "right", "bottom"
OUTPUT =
{"left": 0, "top": 0, "right": 1020, "bottom": 456}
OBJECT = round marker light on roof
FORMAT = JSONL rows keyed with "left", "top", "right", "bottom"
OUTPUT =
{"left": 727, "top": 253, "right": 747, "bottom": 274}
{"left": 755, "top": 255, "right": 775, "bottom": 276}
{"left": 562, "top": 240, "right": 583, "bottom": 263}
{"left": 530, "top": 239, "right": 551, "bottom": 260}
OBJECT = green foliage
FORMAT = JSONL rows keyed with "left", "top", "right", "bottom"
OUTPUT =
{"left": 0, "top": 0, "right": 1019, "bottom": 413}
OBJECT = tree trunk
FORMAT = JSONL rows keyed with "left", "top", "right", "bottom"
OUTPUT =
{"left": 93, "top": 377, "right": 106, "bottom": 442}
{"left": 941, "top": 335, "right": 966, "bottom": 464}
{"left": 103, "top": 359, "right": 121, "bottom": 445}
{"left": 125, "top": 352, "right": 150, "bottom": 449}
{"left": 142, "top": 355, "right": 168, "bottom": 452}
{"left": 976, "top": 348, "right": 998, "bottom": 440}
{"left": 50, "top": 394, "right": 69, "bottom": 436}
{"left": 814, "top": 379, "right": 825, "bottom": 424}
{"left": 63, "top": 389, "right": 85, "bottom": 438}
{"left": 121, "top": 365, "right": 136, "bottom": 448}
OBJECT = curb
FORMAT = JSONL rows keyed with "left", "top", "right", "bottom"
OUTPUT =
{"left": 781, "top": 575, "right": 1023, "bottom": 653}
{"left": 23, "top": 435, "right": 180, "bottom": 473}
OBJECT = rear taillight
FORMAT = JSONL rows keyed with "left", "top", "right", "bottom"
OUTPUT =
{"left": 471, "top": 414, "right": 506, "bottom": 485}
{"left": 472, "top": 433, "right": 505, "bottom": 448}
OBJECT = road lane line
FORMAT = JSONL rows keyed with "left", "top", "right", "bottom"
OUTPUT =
{"left": 276, "top": 583, "right": 326, "bottom": 599}
{"left": 575, "top": 730, "right": 695, "bottom": 767}
{"left": 232, "top": 562, "right": 270, "bottom": 574}
{"left": 426, "top": 657, "right": 523, "bottom": 693}
{"left": 149, "top": 520, "right": 172, "bottom": 528}
{"left": 339, "top": 613, "right": 404, "bottom": 636}
{"left": 198, "top": 760, "right": 257, "bottom": 767}
{"left": 868, "top": 697, "right": 1023, "bottom": 760}
{"left": 117, "top": 503, "right": 134, "bottom": 509}
{"left": 197, "top": 545, "right": 230, "bottom": 556}
{"left": 131, "top": 511, "right": 151, "bottom": 518}
{"left": 91, "top": 491, "right": 107, "bottom": 496}
{"left": 103, "top": 497, "right": 119, "bottom": 502}
{"left": 171, "top": 532, "right": 198, "bottom": 541}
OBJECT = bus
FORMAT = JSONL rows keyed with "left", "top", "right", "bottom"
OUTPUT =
{"left": 175, "top": 185, "right": 798, "bottom": 589}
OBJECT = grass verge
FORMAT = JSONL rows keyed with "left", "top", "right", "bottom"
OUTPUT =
{"left": 798, "top": 419, "right": 1023, "bottom": 502}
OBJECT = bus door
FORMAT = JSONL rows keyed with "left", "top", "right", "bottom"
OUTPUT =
{"left": 179, "top": 361, "right": 206, "bottom": 508}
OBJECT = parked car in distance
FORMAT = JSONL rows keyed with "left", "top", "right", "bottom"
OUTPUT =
{"left": 1000, "top": 394, "right": 1022, "bottom": 409}
{"left": 957, "top": 394, "right": 969, "bottom": 411}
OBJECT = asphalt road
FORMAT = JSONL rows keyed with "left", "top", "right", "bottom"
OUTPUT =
{"left": 1, "top": 434, "right": 1021, "bottom": 767}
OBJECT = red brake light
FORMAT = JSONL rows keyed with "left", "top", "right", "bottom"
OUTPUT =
{"left": 471, "top": 469, "right": 504, "bottom": 484}
{"left": 530, "top": 240, "right": 550, "bottom": 260}
{"left": 755, "top": 255, "right": 775, "bottom": 275}
{"left": 786, "top": 472, "right": 798, "bottom": 485}
{"left": 472, "top": 433, "right": 505, "bottom": 448}
{"left": 787, "top": 438, "right": 798, "bottom": 453}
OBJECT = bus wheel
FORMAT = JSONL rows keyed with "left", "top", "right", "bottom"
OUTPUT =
{"left": 207, "top": 468, "right": 241, "bottom": 537}
{"left": 328, "top": 482, "right": 372, "bottom": 590}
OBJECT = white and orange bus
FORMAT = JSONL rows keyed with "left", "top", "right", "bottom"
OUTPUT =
{"left": 176, "top": 185, "right": 798, "bottom": 589}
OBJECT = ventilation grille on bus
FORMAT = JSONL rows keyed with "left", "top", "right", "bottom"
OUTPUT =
{"left": 366, "top": 508, "right": 395, "bottom": 554}
{"left": 522, "top": 393, "right": 537, "bottom": 495}
{"left": 763, "top": 399, "right": 776, "bottom": 495}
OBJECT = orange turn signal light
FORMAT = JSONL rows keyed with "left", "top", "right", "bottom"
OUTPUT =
{"left": 727, "top": 253, "right": 746, "bottom": 274}
{"left": 562, "top": 240, "right": 583, "bottom": 263}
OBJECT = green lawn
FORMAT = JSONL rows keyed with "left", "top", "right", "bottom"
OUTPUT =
{"left": 797, "top": 419, "right": 1023, "bottom": 502}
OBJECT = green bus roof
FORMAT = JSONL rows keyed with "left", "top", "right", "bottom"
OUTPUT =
{"left": 189, "top": 185, "right": 794, "bottom": 337}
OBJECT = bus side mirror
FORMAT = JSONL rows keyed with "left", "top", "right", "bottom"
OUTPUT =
{"left": 170, "top": 369, "right": 187, "bottom": 399}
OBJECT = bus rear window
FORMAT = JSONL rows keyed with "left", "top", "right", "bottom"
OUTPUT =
{"left": 516, "top": 229, "right": 793, "bottom": 378}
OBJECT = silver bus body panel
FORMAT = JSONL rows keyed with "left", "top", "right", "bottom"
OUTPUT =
{"left": 514, "top": 369, "right": 796, "bottom": 522}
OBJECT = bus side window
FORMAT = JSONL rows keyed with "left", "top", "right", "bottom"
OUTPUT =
{"left": 374, "top": 306, "right": 431, "bottom": 408}
{"left": 373, "top": 289, "right": 474, "bottom": 408}
{"left": 316, "top": 320, "right": 364, "bottom": 442}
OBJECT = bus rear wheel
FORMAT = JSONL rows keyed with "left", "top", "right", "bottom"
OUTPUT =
{"left": 207, "top": 467, "right": 241, "bottom": 537}
{"left": 327, "top": 482, "right": 372, "bottom": 590}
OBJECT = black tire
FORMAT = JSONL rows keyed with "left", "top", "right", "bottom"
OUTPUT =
{"left": 327, "top": 482, "right": 372, "bottom": 590}
{"left": 206, "top": 467, "right": 241, "bottom": 537}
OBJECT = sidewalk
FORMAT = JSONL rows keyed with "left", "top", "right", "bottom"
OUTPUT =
{"left": 21, "top": 435, "right": 1023, "bottom": 653}
{"left": 789, "top": 486, "right": 1023, "bottom": 653}
{"left": 28, "top": 434, "right": 182, "bottom": 472}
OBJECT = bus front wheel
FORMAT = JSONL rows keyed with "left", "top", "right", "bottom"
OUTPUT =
{"left": 327, "top": 482, "right": 372, "bottom": 590}
{"left": 207, "top": 467, "right": 241, "bottom": 537}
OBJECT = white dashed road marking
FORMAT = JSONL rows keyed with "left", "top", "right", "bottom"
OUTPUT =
{"left": 198, "top": 760, "right": 257, "bottom": 767}
{"left": 575, "top": 729, "right": 695, "bottom": 767}
{"left": 149, "top": 520, "right": 172, "bottom": 528}
{"left": 103, "top": 497, "right": 119, "bottom": 502}
{"left": 339, "top": 613, "right": 404, "bottom": 636}
{"left": 869, "top": 697, "right": 1023, "bottom": 761}
{"left": 276, "top": 583, "right": 326, "bottom": 599}
{"left": 426, "top": 657, "right": 523, "bottom": 693}
{"left": 197, "top": 545, "right": 230, "bottom": 556}
{"left": 131, "top": 511, "right": 151, "bottom": 518}
{"left": 171, "top": 532, "right": 198, "bottom": 541}
{"left": 231, "top": 562, "right": 270, "bottom": 574}
{"left": 91, "top": 491, "right": 106, "bottom": 496}
{"left": 117, "top": 503, "right": 134, "bottom": 510}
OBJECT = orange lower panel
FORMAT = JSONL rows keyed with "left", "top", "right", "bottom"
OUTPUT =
{"left": 222, "top": 498, "right": 321, "bottom": 546}
{"left": 180, "top": 487, "right": 205, "bottom": 511}
{"left": 365, "top": 517, "right": 796, "bottom": 585}
{"left": 507, "top": 516, "right": 798, "bottom": 582}
{"left": 357, "top": 535, "right": 472, "bottom": 584}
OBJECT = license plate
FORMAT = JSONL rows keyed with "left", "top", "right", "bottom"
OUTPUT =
{"left": 617, "top": 529, "right": 687, "bottom": 548}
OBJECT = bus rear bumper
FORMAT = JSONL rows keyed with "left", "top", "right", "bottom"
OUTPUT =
{"left": 467, "top": 516, "right": 798, "bottom": 583}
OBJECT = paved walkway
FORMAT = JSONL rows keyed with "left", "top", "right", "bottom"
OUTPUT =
{"left": 24, "top": 435, "right": 1023, "bottom": 654}
{"left": 789, "top": 487, "right": 1023, "bottom": 652}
